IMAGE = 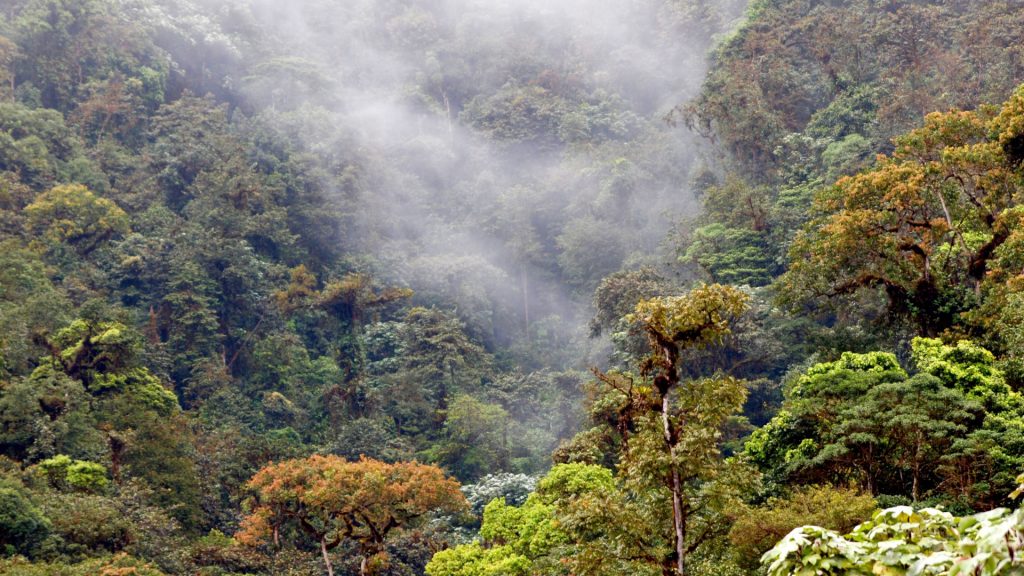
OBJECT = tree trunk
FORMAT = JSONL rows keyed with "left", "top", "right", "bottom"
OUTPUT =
{"left": 444, "top": 90, "right": 453, "bottom": 147}
{"left": 320, "top": 537, "right": 335, "bottom": 576}
{"left": 521, "top": 262, "right": 530, "bottom": 338}
{"left": 672, "top": 468, "right": 686, "bottom": 576}
{"left": 360, "top": 556, "right": 368, "bottom": 576}
{"left": 912, "top": 437, "right": 922, "bottom": 502}
{"left": 662, "top": 394, "right": 686, "bottom": 576}
{"left": 107, "top": 431, "right": 125, "bottom": 483}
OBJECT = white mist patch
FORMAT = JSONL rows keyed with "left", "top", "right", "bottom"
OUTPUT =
{"left": 155, "top": 0, "right": 748, "bottom": 365}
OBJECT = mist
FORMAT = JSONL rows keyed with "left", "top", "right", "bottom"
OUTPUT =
{"left": 146, "top": 0, "right": 748, "bottom": 368}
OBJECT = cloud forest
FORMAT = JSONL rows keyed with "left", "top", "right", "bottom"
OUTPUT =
{"left": 2, "top": 1, "right": 1024, "bottom": 575}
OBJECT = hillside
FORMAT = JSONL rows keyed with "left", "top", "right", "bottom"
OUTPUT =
{"left": 2, "top": 1, "right": 1024, "bottom": 575}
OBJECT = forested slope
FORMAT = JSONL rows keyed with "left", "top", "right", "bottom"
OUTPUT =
{"left": 0, "top": 0, "right": 741, "bottom": 574}
{"left": 682, "top": 0, "right": 1024, "bottom": 288}
{"left": 3, "top": 0, "right": 1024, "bottom": 575}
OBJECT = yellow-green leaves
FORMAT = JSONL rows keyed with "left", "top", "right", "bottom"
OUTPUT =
{"left": 38, "top": 455, "right": 109, "bottom": 493}
{"left": 629, "top": 283, "right": 748, "bottom": 349}
{"left": 426, "top": 543, "right": 530, "bottom": 576}
{"left": 993, "top": 85, "right": 1024, "bottom": 162}
{"left": 426, "top": 464, "right": 630, "bottom": 576}
{"left": 24, "top": 184, "right": 129, "bottom": 255}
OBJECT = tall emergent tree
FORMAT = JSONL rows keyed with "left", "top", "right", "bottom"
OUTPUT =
{"left": 626, "top": 284, "right": 750, "bottom": 576}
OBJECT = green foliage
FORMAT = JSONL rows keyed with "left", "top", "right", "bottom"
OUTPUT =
{"left": 912, "top": 338, "right": 1017, "bottom": 411}
{"left": 118, "top": 412, "right": 203, "bottom": 531}
{"left": 25, "top": 184, "right": 129, "bottom": 255}
{"left": 590, "top": 267, "right": 676, "bottom": 338}
{"left": 556, "top": 215, "right": 630, "bottom": 293}
{"left": 778, "top": 87, "right": 1024, "bottom": 335}
{"left": 479, "top": 496, "right": 564, "bottom": 559}
{"left": 65, "top": 461, "right": 108, "bottom": 493}
{"left": 0, "top": 103, "right": 103, "bottom": 190}
{"left": 38, "top": 491, "right": 130, "bottom": 555}
{"left": 124, "top": 370, "right": 180, "bottom": 417}
{"left": 681, "top": 5, "right": 1024, "bottom": 356}
{"left": 426, "top": 543, "right": 530, "bottom": 576}
{"left": 462, "top": 83, "right": 638, "bottom": 151}
{"left": 683, "top": 223, "right": 776, "bottom": 286}
{"left": 4, "top": 0, "right": 1024, "bottom": 574}
{"left": 747, "top": 338, "right": 1024, "bottom": 507}
{"left": 763, "top": 505, "right": 1024, "bottom": 576}
{"left": 628, "top": 283, "right": 748, "bottom": 348}
{"left": 729, "top": 485, "right": 877, "bottom": 570}
{"left": 38, "top": 454, "right": 73, "bottom": 484}
{"left": 678, "top": 175, "right": 779, "bottom": 287}
{"left": 0, "top": 369, "right": 102, "bottom": 461}
{"left": 0, "top": 485, "right": 50, "bottom": 557}
{"left": 432, "top": 395, "right": 510, "bottom": 482}
{"left": 398, "top": 307, "right": 492, "bottom": 405}
{"left": 38, "top": 455, "right": 108, "bottom": 493}
{"left": 0, "top": 553, "right": 167, "bottom": 575}
{"left": 462, "top": 82, "right": 568, "bottom": 149}
{"left": 690, "top": 0, "right": 1024, "bottom": 184}
{"left": 426, "top": 463, "right": 616, "bottom": 576}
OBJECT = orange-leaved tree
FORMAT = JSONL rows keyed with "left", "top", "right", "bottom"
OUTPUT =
{"left": 778, "top": 85, "right": 1024, "bottom": 336}
{"left": 237, "top": 455, "right": 467, "bottom": 576}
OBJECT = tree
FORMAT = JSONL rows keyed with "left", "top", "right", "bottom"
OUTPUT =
{"left": 428, "top": 491, "right": 563, "bottom": 576}
{"left": 589, "top": 267, "right": 675, "bottom": 339}
{"left": 396, "top": 307, "right": 492, "bottom": 415}
{"left": 432, "top": 394, "right": 510, "bottom": 481}
{"left": 0, "top": 102, "right": 94, "bottom": 188}
{"left": 0, "top": 484, "right": 50, "bottom": 557}
{"left": 682, "top": 223, "right": 776, "bottom": 287}
{"left": 426, "top": 463, "right": 630, "bottom": 576}
{"left": 0, "top": 368, "right": 102, "bottom": 462}
{"left": 483, "top": 185, "right": 547, "bottom": 337}
{"left": 37, "top": 491, "right": 131, "bottom": 554}
{"left": 745, "top": 338, "right": 1022, "bottom": 507}
{"left": 0, "top": 553, "right": 169, "bottom": 575}
{"left": 38, "top": 454, "right": 109, "bottom": 493}
{"left": 24, "top": 183, "right": 129, "bottom": 256}
{"left": 13, "top": 0, "right": 161, "bottom": 111}
{"left": 238, "top": 455, "right": 467, "bottom": 576}
{"left": 728, "top": 485, "right": 876, "bottom": 571}
{"left": 36, "top": 318, "right": 178, "bottom": 414}
{"left": 679, "top": 175, "right": 778, "bottom": 287}
{"left": 556, "top": 215, "right": 629, "bottom": 293}
{"left": 0, "top": 36, "right": 19, "bottom": 101}
{"left": 625, "top": 284, "right": 749, "bottom": 576}
{"left": 17, "top": 318, "right": 201, "bottom": 528}
{"left": 836, "top": 373, "right": 973, "bottom": 501}
{"left": 779, "top": 86, "right": 1024, "bottom": 335}
{"left": 687, "top": 0, "right": 1024, "bottom": 187}
{"left": 240, "top": 56, "right": 333, "bottom": 112}
{"left": 461, "top": 82, "right": 568, "bottom": 150}
{"left": 531, "top": 461, "right": 673, "bottom": 576}
{"left": 0, "top": 240, "right": 70, "bottom": 376}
